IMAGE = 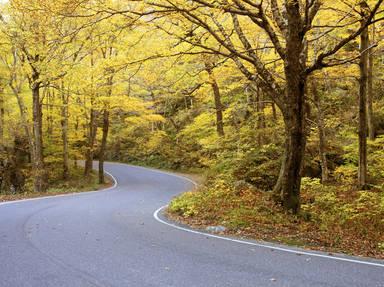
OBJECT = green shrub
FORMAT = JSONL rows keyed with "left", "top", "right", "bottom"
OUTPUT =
{"left": 169, "top": 191, "right": 202, "bottom": 217}
{"left": 169, "top": 175, "right": 384, "bottom": 256}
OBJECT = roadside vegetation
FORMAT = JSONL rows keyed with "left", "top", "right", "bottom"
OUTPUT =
{"left": 169, "top": 177, "right": 384, "bottom": 258}
{"left": 0, "top": 163, "right": 110, "bottom": 202}
{"left": 0, "top": 0, "right": 383, "bottom": 258}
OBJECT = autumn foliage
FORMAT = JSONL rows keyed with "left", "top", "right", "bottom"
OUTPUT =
{"left": 0, "top": 0, "right": 383, "bottom": 257}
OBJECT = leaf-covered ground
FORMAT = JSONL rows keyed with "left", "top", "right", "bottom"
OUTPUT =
{"left": 167, "top": 178, "right": 384, "bottom": 259}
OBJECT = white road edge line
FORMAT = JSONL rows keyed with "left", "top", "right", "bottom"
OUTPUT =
{"left": 2, "top": 163, "right": 382, "bottom": 268}
{"left": 152, "top": 171, "right": 384, "bottom": 268}
{"left": 154, "top": 206, "right": 384, "bottom": 268}
{"left": 0, "top": 171, "right": 118, "bottom": 207}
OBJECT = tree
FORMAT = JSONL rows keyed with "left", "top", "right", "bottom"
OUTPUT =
{"left": 311, "top": 81, "right": 329, "bottom": 183}
{"left": 367, "top": 23, "right": 376, "bottom": 141}
{"left": 204, "top": 57, "right": 225, "bottom": 137}
{"left": 4, "top": 0, "right": 81, "bottom": 192}
{"left": 358, "top": 1, "right": 370, "bottom": 189}
{"left": 146, "top": 0, "right": 383, "bottom": 213}
{"left": 0, "top": 84, "right": 4, "bottom": 152}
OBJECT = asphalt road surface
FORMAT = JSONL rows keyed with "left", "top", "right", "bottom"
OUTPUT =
{"left": 0, "top": 162, "right": 383, "bottom": 287}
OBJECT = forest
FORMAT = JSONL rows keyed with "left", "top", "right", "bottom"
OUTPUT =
{"left": 0, "top": 0, "right": 383, "bottom": 257}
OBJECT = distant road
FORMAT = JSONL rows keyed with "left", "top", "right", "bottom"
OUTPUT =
{"left": 0, "top": 162, "right": 383, "bottom": 287}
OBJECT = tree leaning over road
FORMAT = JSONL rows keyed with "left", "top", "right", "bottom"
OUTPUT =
{"left": 145, "top": 0, "right": 384, "bottom": 213}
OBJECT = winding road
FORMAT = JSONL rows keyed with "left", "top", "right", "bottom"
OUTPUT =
{"left": 0, "top": 162, "right": 383, "bottom": 287}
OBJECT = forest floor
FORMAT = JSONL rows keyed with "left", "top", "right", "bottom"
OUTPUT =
{"left": 167, "top": 178, "right": 384, "bottom": 260}
{"left": 0, "top": 166, "right": 112, "bottom": 203}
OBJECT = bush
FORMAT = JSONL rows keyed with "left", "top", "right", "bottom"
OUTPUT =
{"left": 301, "top": 177, "right": 384, "bottom": 250}
{"left": 168, "top": 176, "right": 384, "bottom": 257}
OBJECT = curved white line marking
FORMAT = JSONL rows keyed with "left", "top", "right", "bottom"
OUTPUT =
{"left": 154, "top": 206, "right": 384, "bottom": 268}
{"left": 4, "top": 163, "right": 382, "bottom": 268}
{"left": 0, "top": 171, "right": 118, "bottom": 207}
{"left": 151, "top": 173, "right": 383, "bottom": 267}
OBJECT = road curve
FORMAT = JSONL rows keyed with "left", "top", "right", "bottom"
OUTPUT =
{"left": 0, "top": 162, "right": 383, "bottom": 287}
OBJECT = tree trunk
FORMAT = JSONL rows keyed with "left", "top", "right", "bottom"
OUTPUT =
{"left": 114, "top": 136, "right": 121, "bottom": 161}
{"left": 98, "top": 71, "right": 114, "bottom": 184}
{"left": 273, "top": 3, "right": 307, "bottom": 214}
{"left": 367, "top": 24, "right": 375, "bottom": 141}
{"left": 0, "top": 87, "right": 4, "bottom": 151}
{"left": 99, "top": 109, "right": 109, "bottom": 184}
{"left": 46, "top": 89, "right": 54, "bottom": 139}
{"left": 272, "top": 103, "right": 277, "bottom": 121}
{"left": 312, "top": 83, "right": 329, "bottom": 183}
{"left": 11, "top": 86, "right": 34, "bottom": 161}
{"left": 358, "top": 2, "right": 369, "bottom": 190}
{"left": 273, "top": 78, "right": 307, "bottom": 214}
{"left": 84, "top": 108, "right": 97, "bottom": 178}
{"left": 256, "top": 88, "right": 266, "bottom": 146}
{"left": 61, "top": 84, "right": 69, "bottom": 180}
{"left": 32, "top": 81, "right": 46, "bottom": 192}
{"left": 273, "top": 104, "right": 307, "bottom": 214}
{"left": 205, "top": 62, "right": 224, "bottom": 137}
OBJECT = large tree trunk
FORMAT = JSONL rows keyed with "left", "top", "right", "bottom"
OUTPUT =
{"left": 61, "top": 84, "right": 69, "bottom": 180}
{"left": 205, "top": 62, "right": 224, "bottom": 137}
{"left": 274, "top": 103, "right": 307, "bottom": 214}
{"left": 312, "top": 83, "right": 329, "bottom": 183}
{"left": 273, "top": 2, "right": 307, "bottom": 214}
{"left": 358, "top": 2, "right": 369, "bottom": 190}
{"left": 84, "top": 108, "right": 98, "bottom": 178}
{"left": 98, "top": 109, "right": 109, "bottom": 184}
{"left": 273, "top": 78, "right": 307, "bottom": 214}
{"left": 32, "top": 81, "right": 46, "bottom": 192}
{"left": 367, "top": 24, "right": 375, "bottom": 141}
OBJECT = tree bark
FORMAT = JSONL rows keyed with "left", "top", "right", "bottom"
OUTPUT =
{"left": 32, "top": 80, "right": 46, "bottom": 192}
{"left": 0, "top": 87, "right": 4, "bottom": 151}
{"left": 272, "top": 103, "right": 277, "bottom": 121}
{"left": 11, "top": 86, "right": 34, "bottom": 161}
{"left": 61, "top": 83, "right": 70, "bottom": 180}
{"left": 46, "top": 89, "right": 54, "bottom": 139}
{"left": 84, "top": 108, "right": 97, "bottom": 178}
{"left": 358, "top": 2, "right": 369, "bottom": 190}
{"left": 9, "top": 49, "right": 34, "bottom": 161}
{"left": 367, "top": 24, "right": 375, "bottom": 141}
{"left": 312, "top": 83, "right": 329, "bottom": 183}
{"left": 273, "top": 2, "right": 307, "bottom": 214}
{"left": 256, "top": 88, "right": 266, "bottom": 146}
{"left": 98, "top": 109, "right": 109, "bottom": 184}
{"left": 272, "top": 82, "right": 307, "bottom": 214}
{"left": 205, "top": 61, "right": 224, "bottom": 137}
{"left": 113, "top": 135, "right": 121, "bottom": 161}
{"left": 98, "top": 64, "right": 114, "bottom": 184}
{"left": 273, "top": 96, "right": 307, "bottom": 214}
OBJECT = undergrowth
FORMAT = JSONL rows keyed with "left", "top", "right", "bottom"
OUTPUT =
{"left": 0, "top": 165, "right": 110, "bottom": 202}
{"left": 168, "top": 177, "right": 384, "bottom": 259}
